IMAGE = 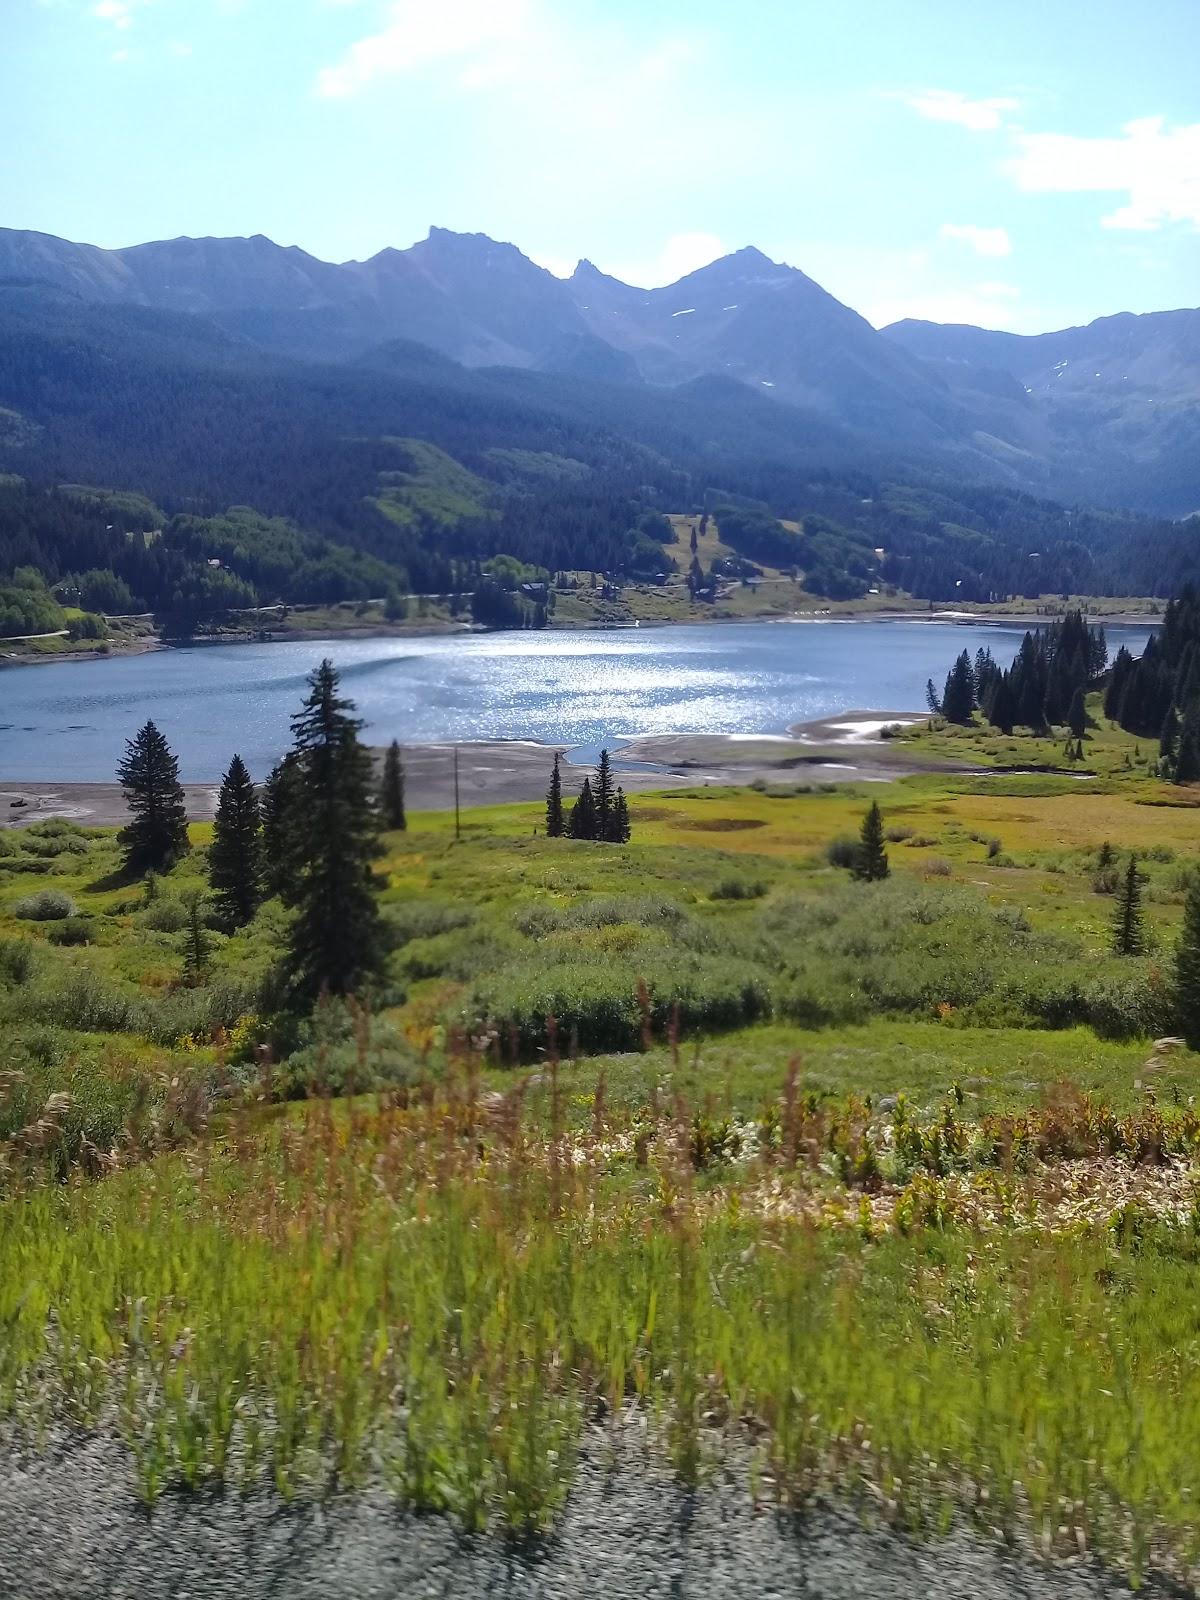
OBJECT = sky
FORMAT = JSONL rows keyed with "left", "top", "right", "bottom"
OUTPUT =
{"left": 3, "top": 0, "right": 1199, "bottom": 333}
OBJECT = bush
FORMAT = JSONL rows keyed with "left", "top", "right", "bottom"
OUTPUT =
{"left": 139, "top": 898, "right": 190, "bottom": 934}
{"left": 384, "top": 899, "right": 476, "bottom": 947}
{"left": 825, "top": 836, "right": 860, "bottom": 870}
{"left": 467, "top": 952, "right": 771, "bottom": 1057}
{"left": 921, "top": 857, "right": 954, "bottom": 878}
{"left": 0, "top": 938, "right": 36, "bottom": 986}
{"left": 515, "top": 895, "right": 685, "bottom": 939}
{"left": 46, "top": 917, "right": 93, "bottom": 947}
{"left": 276, "top": 999, "right": 424, "bottom": 1098}
{"left": 710, "top": 877, "right": 768, "bottom": 901}
{"left": 14, "top": 889, "right": 77, "bottom": 921}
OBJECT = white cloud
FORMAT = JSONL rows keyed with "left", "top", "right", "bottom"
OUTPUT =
{"left": 1005, "top": 116, "right": 1200, "bottom": 230}
{"left": 903, "top": 89, "right": 1018, "bottom": 133}
{"left": 316, "top": 0, "right": 530, "bottom": 98}
{"left": 939, "top": 223, "right": 1012, "bottom": 258}
{"left": 610, "top": 232, "right": 727, "bottom": 288}
{"left": 863, "top": 279, "right": 1024, "bottom": 331}
{"left": 93, "top": 0, "right": 134, "bottom": 26}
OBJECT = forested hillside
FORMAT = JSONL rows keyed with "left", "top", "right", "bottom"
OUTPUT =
{"left": 0, "top": 280, "right": 1197, "bottom": 618}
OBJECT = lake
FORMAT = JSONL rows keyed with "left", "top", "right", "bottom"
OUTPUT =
{"left": 0, "top": 619, "right": 1155, "bottom": 782}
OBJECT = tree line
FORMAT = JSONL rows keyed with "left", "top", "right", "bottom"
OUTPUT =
{"left": 929, "top": 611, "right": 1107, "bottom": 740}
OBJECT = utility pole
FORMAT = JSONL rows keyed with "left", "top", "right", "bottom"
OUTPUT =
{"left": 454, "top": 744, "right": 461, "bottom": 840}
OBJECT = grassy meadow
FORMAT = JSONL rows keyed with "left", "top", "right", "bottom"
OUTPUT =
{"left": 6, "top": 706, "right": 1200, "bottom": 1584}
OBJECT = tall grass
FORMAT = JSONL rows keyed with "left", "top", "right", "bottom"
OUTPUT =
{"left": 5, "top": 1067, "right": 1200, "bottom": 1581}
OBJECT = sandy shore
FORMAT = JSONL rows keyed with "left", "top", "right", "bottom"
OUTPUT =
{"left": 0, "top": 717, "right": 962, "bottom": 828}
{"left": 0, "top": 742, "right": 700, "bottom": 829}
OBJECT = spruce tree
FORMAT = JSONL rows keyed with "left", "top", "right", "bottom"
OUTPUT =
{"left": 381, "top": 740, "right": 406, "bottom": 830}
{"left": 940, "top": 651, "right": 976, "bottom": 724}
{"left": 260, "top": 753, "right": 304, "bottom": 899}
{"left": 545, "top": 753, "right": 564, "bottom": 837}
{"left": 1160, "top": 707, "right": 1179, "bottom": 768}
{"left": 1111, "top": 854, "right": 1145, "bottom": 956}
{"left": 182, "top": 893, "right": 209, "bottom": 986}
{"left": 208, "top": 753, "right": 262, "bottom": 927}
{"left": 595, "top": 749, "right": 616, "bottom": 840}
{"left": 568, "top": 777, "right": 597, "bottom": 840}
{"left": 851, "top": 801, "right": 889, "bottom": 881}
{"left": 612, "top": 788, "right": 631, "bottom": 843}
{"left": 116, "top": 720, "right": 189, "bottom": 875}
{"left": 1175, "top": 874, "right": 1200, "bottom": 1048}
{"left": 1067, "top": 687, "right": 1088, "bottom": 741}
{"left": 286, "top": 659, "right": 383, "bottom": 999}
{"left": 1176, "top": 714, "right": 1200, "bottom": 784}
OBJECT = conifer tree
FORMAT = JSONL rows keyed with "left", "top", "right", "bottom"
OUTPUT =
{"left": 380, "top": 740, "right": 406, "bottom": 830}
{"left": 182, "top": 893, "right": 209, "bottom": 986}
{"left": 116, "top": 720, "right": 189, "bottom": 875}
{"left": 545, "top": 753, "right": 564, "bottom": 837}
{"left": 1092, "top": 840, "right": 1118, "bottom": 894}
{"left": 286, "top": 659, "right": 383, "bottom": 998}
{"left": 940, "top": 651, "right": 976, "bottom": 724}
{"left": 1176, "top": 714, "right": 1200, "bottom": 784}
{"left": 612, "top": 788, "right": 631, "bottom": 843}
{"left": 1160, "top": 706, "right": 1179, "bottom": 768}
{"left": 260, "top": 753, "right": 304, "bottom": 899}
{"left": 1067, "top": 687, "right": 1088, "bottom": 741}
{"left": 595, "top": 748, "right": 616, "bottom": 839}
{"left": 1175, "top": 874, "right": 1200, "bottom": 1048}
{"left": 568, "top": 777, "right": 597, "bottom": 840}
{"left": 1111, "top": 854, "right": 1145, "bottom": 956}
{"left": 851, "top": 801, "right": 889, "bottom": 881}
{"left": 208, "top": 753, "right": 262, "bottom": 927}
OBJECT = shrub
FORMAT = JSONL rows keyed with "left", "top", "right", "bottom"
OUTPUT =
{"left": 0, "top": 938, "right": 36, "bottom": 986}
{"left": 276, "top": 999, "right": 424, "bottom": 1098}
{"left": 921, "top": 857, "right": 954, "bottom": 878}
{"left": 515, "top": 895, "right": 685, "bottom": 939}
{"left": 710, "top": 877, "right": 768, "bottom": 901}
{"left": 467, "top": 952, "right": 771, "bottom": 1057}
{"left": 384, "top": 899, "right": 476, "bottom": 947}
{"left": 825, "top": 836, "right": 860, "bottom": 870}
{"left": 885, "top": 825, "right": 915, "bottom": 843}
{"left": 47, "top": 917, "right": 93, "bottom": 947}
{"left": 13, "top": 888, "right": 77, "bottom": 921}
{"left": 139, "top": 898, "right": 190, "bottom": 934}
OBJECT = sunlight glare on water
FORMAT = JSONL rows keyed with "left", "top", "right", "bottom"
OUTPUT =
{"left": 0, "top": 620, "right": 1154, "bottom": 781}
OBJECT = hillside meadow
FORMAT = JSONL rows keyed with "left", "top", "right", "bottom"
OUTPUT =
{"left": 6, "top": 715, "right": 1200, "bottom": 1586}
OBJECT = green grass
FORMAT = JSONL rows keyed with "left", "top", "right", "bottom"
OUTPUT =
{"left": 6, "top": 762, "right": 1200, "bottom": 1581}
{"left": 372, "top": 438, "right": 493, "bottom": 528}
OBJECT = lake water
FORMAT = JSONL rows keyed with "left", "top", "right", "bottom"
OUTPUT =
{"left": 0, "top": 620, "right": 1155, "bottom": 782}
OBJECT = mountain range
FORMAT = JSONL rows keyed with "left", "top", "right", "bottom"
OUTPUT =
{"left": 2, "top": 224, "right": 1199, "bottom": 517}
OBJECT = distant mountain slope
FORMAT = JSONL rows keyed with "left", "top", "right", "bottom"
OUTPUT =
{"left": 0, "top": 224, "right": 1198, "bottom": 512}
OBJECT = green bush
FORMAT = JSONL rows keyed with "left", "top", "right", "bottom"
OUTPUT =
{"left": 825, "top": 836, "right": 860, "bottom": 870}
{"left": 46, "top": 917, "right": 93, "bottom": 947}
{"left": 14, "top": 888, "right": 77, "bottom": 921}
{"left": 710, "top": 877, "right": 768, "bottom": 901}
{"left": 515, "top": 894, "right": 686, "bottom": 939}
{"left": 384, "top": 899, "right": 476, "bottom": 947}
{"left": 398, "top": 929, "right": 514, "bottom": 983}
{"left": 467, "top": 951, "right": 770, "bottom": 1057}
{"left": 139, "top": 898, "right": 190, "bottom": 934}
{"left": 0, "top": 938, "right": 36, "bottom": 986}
{"left": 277, "top": 999, "right": 424, "bottom": 1098}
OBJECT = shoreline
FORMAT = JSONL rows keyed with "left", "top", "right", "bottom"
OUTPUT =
{"left": 0, "top": 717, "right": 954, "bottom": 828}
{"left": 0, "top": 604, "right": 1160, "bottom": 669}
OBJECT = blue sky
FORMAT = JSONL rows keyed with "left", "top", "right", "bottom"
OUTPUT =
{"left": 4, "top": 0, "right": 1199, "bottom": 331}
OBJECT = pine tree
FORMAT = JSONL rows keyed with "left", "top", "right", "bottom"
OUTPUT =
{"left": 182, "top": 893, "right": 209, "bottom": 986}
{"left": 851, "top": 801, "right": 889, "bottom": 881}
{"left": 116, "top": 720, "right": 189, "bottom": 875}
{"left": 260, "top": 753, "right": 304, "bottom": 899}
{"left": 1175, "top": 874, "right": 1200, "bottom": 1048}
{"left": 595, "top": 749, "right": 616, "bottom": 840}
{"left": 1176, "top": 714, "right": 1200, "bottom": 784}
{"left": 568, "top": 777, "right": 597, "bottom": 840}
{"left": 208, "top": 753, "right": 262, "bottom": 927}
{"left": 286, "top": 659, "right": 383, "bottom": 999}
{"left": 1067, "top": 687, "right": 1088, "bottom": 740}
{"left": 1159, "top": 706, "right": 1179, "bottom": 766}
{"left": 925, "top": 678, "right": 941, "bottom": 716}
{"left": 381, "top": 740, "right": 406, "bottom": 830}
{"left": 1111, "top": 854, "right": 1145, "bottom": 956}
{"left": 612, "top": 788, "right": 631, "bottom": 843}
{"left": 940, "top": 651, "right": 976, "bottom": 724}
{"left": 545, "top": 752, "right": 564, "bottom": 837}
